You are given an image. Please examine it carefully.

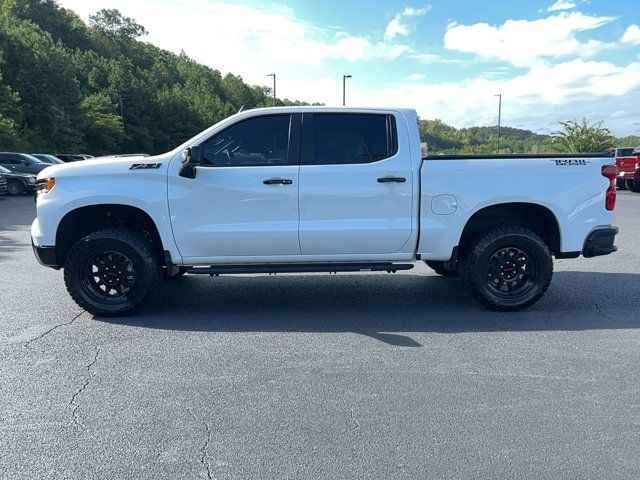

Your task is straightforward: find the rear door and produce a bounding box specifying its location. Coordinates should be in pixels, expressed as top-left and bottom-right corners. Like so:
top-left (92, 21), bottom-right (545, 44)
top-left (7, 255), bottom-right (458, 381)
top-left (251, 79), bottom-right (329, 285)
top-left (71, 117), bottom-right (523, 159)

top-left (298, 112), bottom-right (413, 255)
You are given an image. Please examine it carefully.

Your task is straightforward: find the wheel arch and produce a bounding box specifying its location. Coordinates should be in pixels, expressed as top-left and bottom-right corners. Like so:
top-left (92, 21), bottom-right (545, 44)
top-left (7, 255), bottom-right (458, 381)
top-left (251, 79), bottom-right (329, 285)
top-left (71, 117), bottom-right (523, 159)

top-left (458, 202), bottom-right (562, 256)
top-left (55, 204), bottom-right (165, 266)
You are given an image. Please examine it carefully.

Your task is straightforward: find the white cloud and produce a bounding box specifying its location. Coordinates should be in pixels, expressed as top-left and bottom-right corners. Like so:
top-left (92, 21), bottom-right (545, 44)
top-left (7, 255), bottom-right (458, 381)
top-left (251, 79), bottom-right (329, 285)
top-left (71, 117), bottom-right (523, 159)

top-left (444, 12), bottom-right (615, 67)
top-left (410, 53), bottom-right (443, 63)
top-left (56, 1), bottom-right (639, 135)
top-left (621, 25), bottom-right (640, 45)
top-left (407, 73), bottom-right (426, 81)
top-left (384, 5), bottom-right (431, 41)
top-left (546, 1), bottom-right (576, 12)
top-left (318, 59), bottom-right (640, 135)
top-left (59, 0), bottom-right (409, 85)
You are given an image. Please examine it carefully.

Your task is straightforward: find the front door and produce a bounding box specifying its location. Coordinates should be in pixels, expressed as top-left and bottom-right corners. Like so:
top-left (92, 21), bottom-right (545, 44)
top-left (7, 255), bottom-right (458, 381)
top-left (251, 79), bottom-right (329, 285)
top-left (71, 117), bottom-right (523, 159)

top-left (298, 113), bottom-right (414, 255)
top-left (168, 114), bottom-right (301, 260)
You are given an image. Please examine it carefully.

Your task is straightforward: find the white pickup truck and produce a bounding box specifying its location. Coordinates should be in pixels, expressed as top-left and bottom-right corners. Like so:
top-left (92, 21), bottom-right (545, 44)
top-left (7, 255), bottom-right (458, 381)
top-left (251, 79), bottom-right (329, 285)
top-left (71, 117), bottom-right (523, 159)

top-left (31, 107), bottom-right (619, 315)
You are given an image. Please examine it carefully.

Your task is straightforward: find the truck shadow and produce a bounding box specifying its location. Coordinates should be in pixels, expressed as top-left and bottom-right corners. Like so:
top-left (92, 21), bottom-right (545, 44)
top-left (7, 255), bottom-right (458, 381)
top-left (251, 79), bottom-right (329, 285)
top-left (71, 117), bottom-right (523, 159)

top-left (101, 271), bottom-right (640, 346)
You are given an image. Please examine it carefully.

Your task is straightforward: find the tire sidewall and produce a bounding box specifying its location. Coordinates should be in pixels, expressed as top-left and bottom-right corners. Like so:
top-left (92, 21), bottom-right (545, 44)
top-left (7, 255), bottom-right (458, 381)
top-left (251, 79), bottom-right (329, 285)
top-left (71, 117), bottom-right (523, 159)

top-left (465, 232), bottom-right (553, 309)
top-left (65, 235), bottom-right (157, 315)
top-left (7, 181), bottom-right (23, 195)
top-left (627, 179), bottom-right (640, 193)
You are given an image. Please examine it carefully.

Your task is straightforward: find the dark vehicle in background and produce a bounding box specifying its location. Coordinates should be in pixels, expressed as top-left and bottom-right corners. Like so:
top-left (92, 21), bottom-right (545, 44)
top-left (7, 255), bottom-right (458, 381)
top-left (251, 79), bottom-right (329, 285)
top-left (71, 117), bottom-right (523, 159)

top-left (0, 166), bottom-right (36, 195)
top-left (0, 152), bottom-right (49, 174)
top-left (90, 153), bottom-right (150, 160)
top-left (55, 154), bottom-right (94, 162)
top-left (0, 168), bottom-right (7, 196)
top-left (614, 147), bottom-right (640, 192)
top-left (31, 154), bottom-right (64, 165)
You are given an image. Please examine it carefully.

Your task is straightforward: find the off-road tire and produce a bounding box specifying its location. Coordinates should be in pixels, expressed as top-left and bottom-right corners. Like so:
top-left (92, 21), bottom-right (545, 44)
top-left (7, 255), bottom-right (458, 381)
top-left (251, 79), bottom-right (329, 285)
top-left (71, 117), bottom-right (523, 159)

top-left (426, 260), bottom-right (458, 276)
top-left (459, 226), bottom-right (553, 311)
top-left (63, 228), bottom-right (162, 316)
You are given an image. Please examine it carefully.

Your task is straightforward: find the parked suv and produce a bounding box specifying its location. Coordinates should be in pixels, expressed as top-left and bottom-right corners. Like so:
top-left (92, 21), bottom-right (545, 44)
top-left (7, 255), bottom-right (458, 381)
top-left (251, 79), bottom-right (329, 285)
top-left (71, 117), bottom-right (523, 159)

top-left (31, 154), bottom-right (65, 165)
top-left (0, 152), bottom-right (49, 174)
top-left (615, 147), bottom-right (640, 192)
top-left (0, 165), bottom-right (36, 195)
top-left (55, 154), bottom-right (93, 162)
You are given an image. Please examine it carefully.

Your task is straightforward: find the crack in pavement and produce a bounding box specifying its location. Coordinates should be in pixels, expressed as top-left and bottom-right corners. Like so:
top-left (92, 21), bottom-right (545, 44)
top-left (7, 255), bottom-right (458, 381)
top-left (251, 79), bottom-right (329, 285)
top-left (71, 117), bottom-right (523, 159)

top-left (188, 409), bottom-right (213, 480)
top-left (70, 346), bottom-right (100, 428)
top-left (23, 311), bottom-right (85, 348)
top-left (350, 403), bottom-right (360, 431)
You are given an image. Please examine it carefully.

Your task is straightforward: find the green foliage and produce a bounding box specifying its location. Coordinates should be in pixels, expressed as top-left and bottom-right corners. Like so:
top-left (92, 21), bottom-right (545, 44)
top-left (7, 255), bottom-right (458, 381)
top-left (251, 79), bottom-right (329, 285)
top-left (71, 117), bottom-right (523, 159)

top-left (0, 1), bottom-right (313, 155)
top-left (552, 118), bottom-right (616, 153)
top-left (420, 117), bottom-right (633, 155)
top-left (0, 1), bottom-right (635, 156)
top-left (418, 118), bottom-right (554, 155)
top-left (617, 135), bottom-right (640, 148)
top-left (89, 9), bottom-right (147, 38)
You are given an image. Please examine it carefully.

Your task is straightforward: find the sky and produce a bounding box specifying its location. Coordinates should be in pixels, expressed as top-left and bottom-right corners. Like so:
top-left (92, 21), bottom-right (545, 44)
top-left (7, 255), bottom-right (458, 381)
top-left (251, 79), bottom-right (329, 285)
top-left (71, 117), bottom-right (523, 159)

top-left (58, 0), bottom-right (640, 136)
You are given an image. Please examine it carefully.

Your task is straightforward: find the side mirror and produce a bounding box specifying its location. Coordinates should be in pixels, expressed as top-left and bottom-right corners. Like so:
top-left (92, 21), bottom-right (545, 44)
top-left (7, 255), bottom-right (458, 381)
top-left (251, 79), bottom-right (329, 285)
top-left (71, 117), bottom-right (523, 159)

top-left (179, 146), bottom-right (202, 179)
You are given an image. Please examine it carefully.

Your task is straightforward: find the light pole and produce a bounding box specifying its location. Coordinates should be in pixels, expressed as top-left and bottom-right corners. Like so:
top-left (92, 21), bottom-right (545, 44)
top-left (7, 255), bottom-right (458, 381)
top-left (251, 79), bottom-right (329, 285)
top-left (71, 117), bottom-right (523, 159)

top-left (343, 74), bottom-right (352, 106)
top-left (495, 93), bottom-right (502, 153)
top-left (266, 73), bottom-right (276, 106)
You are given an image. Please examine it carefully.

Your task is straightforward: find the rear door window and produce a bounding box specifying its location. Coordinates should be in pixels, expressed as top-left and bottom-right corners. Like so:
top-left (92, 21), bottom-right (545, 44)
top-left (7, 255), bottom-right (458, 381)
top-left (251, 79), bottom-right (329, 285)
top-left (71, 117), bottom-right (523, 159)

top-left (305, 114), bottom-right (397, 165)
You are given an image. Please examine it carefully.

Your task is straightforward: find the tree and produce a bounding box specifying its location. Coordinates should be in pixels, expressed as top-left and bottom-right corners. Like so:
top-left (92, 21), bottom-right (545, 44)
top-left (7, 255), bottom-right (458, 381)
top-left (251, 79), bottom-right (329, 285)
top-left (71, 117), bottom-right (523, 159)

top-left (89, 9), bottom-right (147, 38)
top-left (552, 118), bottom-right (615, 153)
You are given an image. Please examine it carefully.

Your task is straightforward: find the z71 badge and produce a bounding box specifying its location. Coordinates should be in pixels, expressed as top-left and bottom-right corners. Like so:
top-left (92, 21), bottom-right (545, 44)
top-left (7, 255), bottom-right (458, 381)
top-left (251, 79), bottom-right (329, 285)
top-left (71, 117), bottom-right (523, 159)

top-left (553, 159), bottom-right (588, 166)
top-left (129, 163), bottom-right (162, 170)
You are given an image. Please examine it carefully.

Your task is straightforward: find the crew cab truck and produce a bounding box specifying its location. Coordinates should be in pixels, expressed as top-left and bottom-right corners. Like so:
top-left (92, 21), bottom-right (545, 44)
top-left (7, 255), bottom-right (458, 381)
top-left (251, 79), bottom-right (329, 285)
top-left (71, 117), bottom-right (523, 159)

top-left (31, 107), bottom-right (619, 315)
top-left (614, 147), bottom-right (640, 192)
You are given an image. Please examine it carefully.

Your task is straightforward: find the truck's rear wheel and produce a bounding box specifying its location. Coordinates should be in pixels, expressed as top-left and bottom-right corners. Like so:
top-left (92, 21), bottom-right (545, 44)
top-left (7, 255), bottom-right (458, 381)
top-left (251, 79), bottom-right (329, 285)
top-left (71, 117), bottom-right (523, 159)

top-left (617, 179), bottom-right (627, 190)
top-left (426, 260), bottom-right (458, 276)
top-left (459, 226), bottom-right (553, 311)
top-left (63, 228), bottom-right (162, 316)
top-left (626, 179), bottom-right (640, 193)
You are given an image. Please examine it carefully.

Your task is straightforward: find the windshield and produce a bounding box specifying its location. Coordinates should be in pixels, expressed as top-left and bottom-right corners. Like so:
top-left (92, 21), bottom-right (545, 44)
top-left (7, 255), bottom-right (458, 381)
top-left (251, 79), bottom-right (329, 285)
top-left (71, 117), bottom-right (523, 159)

top-left (23, 154), bottom-right (45, 164)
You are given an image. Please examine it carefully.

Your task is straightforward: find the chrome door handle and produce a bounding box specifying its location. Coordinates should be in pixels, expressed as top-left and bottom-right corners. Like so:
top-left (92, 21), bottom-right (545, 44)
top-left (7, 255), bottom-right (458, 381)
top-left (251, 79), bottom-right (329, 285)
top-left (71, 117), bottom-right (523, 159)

top-left (263, 178), bottom-right (293, 185)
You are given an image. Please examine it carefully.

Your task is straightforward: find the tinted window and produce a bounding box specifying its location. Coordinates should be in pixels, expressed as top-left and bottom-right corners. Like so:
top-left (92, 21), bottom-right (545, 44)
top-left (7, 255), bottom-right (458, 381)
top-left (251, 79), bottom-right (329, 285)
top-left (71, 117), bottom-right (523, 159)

top-left (309, 114), bottom-right (396, 165)
top-left (202, 115), bottom-right (292, 167)
top-left (616, 148), bottom-right (635, 157)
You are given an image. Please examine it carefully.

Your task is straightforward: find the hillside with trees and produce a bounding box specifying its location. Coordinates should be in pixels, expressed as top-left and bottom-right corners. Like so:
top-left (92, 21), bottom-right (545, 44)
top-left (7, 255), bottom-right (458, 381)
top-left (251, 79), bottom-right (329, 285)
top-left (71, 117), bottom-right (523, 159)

top-left (0, 0), bottom-right (637, 156)
top-left (0, 0), bottom-right (318, 155)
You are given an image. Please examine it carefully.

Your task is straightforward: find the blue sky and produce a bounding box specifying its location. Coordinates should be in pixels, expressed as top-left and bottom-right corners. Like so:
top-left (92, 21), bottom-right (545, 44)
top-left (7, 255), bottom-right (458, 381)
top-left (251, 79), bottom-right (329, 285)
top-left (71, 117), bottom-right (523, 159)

top-left (60, 0), bottom-right (640, 135)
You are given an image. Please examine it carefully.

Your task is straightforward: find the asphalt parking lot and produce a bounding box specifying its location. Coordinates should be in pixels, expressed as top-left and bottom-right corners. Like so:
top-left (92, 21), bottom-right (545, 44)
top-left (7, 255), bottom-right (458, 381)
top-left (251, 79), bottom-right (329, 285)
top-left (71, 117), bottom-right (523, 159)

top-left (1, 193), bottom-right (639, 479)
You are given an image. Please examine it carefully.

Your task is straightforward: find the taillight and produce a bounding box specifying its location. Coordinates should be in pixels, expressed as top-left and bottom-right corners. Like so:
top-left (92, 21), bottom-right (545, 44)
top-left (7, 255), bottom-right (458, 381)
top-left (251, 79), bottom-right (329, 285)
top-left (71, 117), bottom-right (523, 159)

top-left (601, 164), bottom-right (617, 211)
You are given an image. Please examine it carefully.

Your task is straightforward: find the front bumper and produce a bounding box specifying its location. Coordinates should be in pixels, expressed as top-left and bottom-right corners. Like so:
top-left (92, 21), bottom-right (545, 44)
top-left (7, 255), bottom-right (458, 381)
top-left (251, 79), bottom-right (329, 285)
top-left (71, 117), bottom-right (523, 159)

top-left (583, 226), bottom-right (618, 258)
top-left (32, 241), bottom-right (60, 269)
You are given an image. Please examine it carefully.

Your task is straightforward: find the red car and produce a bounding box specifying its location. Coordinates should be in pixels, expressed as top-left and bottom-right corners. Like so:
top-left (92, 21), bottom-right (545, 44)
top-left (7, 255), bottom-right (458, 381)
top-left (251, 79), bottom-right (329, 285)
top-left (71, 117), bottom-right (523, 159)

top-left (615, 147), bottom-right (640, 192)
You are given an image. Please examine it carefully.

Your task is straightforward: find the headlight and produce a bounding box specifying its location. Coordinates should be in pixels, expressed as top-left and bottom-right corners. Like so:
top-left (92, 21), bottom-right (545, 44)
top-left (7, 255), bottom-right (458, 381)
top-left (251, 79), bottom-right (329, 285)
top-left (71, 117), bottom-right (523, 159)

top-left (36, 177), bottom-right (55, 194)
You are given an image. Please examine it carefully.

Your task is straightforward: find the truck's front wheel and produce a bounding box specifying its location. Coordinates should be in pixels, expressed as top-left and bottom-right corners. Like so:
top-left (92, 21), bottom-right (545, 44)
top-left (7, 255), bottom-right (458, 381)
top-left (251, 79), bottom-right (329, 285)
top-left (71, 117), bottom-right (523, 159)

top-left (459, 226), bottom-right (553, 311)
top-left (63, 228), bottom-right (162, 316)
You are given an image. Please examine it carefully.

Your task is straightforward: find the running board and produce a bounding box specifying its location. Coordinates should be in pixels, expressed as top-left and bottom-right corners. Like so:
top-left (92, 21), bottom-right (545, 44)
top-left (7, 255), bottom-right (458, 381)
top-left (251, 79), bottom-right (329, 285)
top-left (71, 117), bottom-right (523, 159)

top-left (185, 262), bottom-right (414, 276)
